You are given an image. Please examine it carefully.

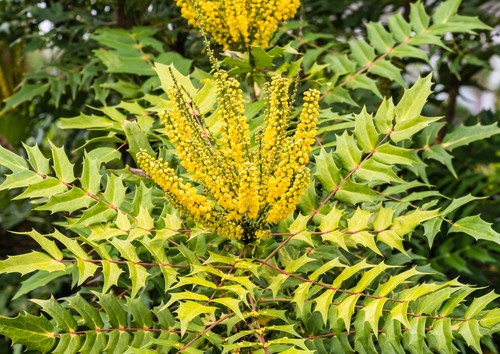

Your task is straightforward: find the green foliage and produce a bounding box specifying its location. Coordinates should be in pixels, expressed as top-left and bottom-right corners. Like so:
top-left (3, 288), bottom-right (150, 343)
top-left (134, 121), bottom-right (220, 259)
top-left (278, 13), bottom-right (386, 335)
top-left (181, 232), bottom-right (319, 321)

top-left (0, 0), bottom-right (499, 353)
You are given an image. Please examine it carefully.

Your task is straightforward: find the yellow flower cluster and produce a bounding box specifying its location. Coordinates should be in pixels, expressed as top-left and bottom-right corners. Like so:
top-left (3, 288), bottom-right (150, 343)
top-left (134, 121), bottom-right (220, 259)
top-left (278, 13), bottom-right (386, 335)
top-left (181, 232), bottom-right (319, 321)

top-left (137, 69), bottom-right (320, 243)
top-left (175, 0), bottom-right (301, 50)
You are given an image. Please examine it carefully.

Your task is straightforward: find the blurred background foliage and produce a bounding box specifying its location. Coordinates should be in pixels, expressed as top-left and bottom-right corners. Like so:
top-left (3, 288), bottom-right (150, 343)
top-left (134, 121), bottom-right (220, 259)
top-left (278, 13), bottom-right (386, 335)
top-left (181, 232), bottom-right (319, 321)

top-left (0, 0), bottom-right (498, 352)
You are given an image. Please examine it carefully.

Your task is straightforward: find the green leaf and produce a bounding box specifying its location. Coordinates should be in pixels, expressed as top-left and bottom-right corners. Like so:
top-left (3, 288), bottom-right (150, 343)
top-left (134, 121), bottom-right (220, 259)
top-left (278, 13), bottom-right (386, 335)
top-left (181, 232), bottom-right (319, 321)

top-left (0, 169), bottom-right (42, 192)
top-left (441, 194), bottom-right (486, 216)
top-left (346, 74), bottom-right (382, 98)
top-left (22, 229), bottom-right (63, 260)
top-left (12, 176), bottom-right (68, 200)
top-left (410, 2), bottom-right (430, 33)
top-left (313, 289), bottom-right (336, 324)
top-left (423, 144), bottom-right (457, 177)
top-left (32, 296), bottom-right (77, 332)
top-left (0, 83), bottom-right (50, 113)
top-left (349, 40), bottom-right (375, 67)
top-left (59, 113), bottom-right (121, 130)
top-left (49, 142), bottom-right (76, 183)
top-left (0, 145), bottom-right (28, 171)
top-left (314, 147), bottom-right (340, 192)
top-left (387, 13), bottom-right (411, 42)
top-left (65, 294), bottom-right (104, 329)
top-left (432, 0), bottom-right (460, 24)
top-left (391, 209), bottom-right (439, 237)
top-left (336, 180), bottom-right (378, 204)
top-left (353, 107), bottom-right (379, 153)
top-left (69, 201), bottom-right (116, 228)
top-left (449, 215), bottom-right (500, 245)
top-left (92, 291), bottom-right (127, 328)
top-left (102, 174), bottom-right (127, 208)
top-left (465, 291), bottom-right (499, 319)
top-left (176, 301), bottom-right (217, 336)
top-left (374, 97), bottom-right (395, 134)
top-left (95, 48), bottom-right (154, 75)
top-left (154, 62), bottom-right (197, 97)
top-left (36, 188), bottom-right (93, 214)
top-left (355, 159), bottom-right (403, 184)
top-left (458, 320), bottom-right (482, 353)
top-left (338, 294), bottom-right (361, 330)
top-left (212, 298), bottom-right (244, 321)
top-left (0, 314), bottom-right (55, 353)
top-left (369, 59), bottom-right (405, 87)
top-left (480, 308), bottom-right (500, 328)
top-left (394, 74), bottom-right (433, 123)
top-left (441, 122), bottom-right (500, 151)
top-left (391, 44), bottom-right (429, 63)
top-left (335, 131), bottom-right (362, 170)
top-left (123, 120), bottom-right (154, 159)
top-left (366, 22), bottom-right (395, 54)
top-left (13, 270), bottom-right (67, 300)
top-left (80, 155), bottom-right (101, 195)
top-left (23, 143), bottom-right (50, 175)
top-left (292, 282), bottom-right (312, 315)
top-left (428, 319), bottom-right (454, 354)
top-left (375, 144), bottom-right (420, 166)
top-left (362, 298), bottom-right (388, 336)
top-left (0, 251), bottom-right (65, 275)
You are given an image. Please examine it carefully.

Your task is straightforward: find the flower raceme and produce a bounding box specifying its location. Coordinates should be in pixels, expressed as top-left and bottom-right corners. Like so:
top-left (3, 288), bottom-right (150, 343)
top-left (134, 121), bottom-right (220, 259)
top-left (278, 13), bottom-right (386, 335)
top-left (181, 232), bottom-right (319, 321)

top-left (137, 70), bottom-right (320, 242)
top-left (175, 0), bottom-right (301, 50)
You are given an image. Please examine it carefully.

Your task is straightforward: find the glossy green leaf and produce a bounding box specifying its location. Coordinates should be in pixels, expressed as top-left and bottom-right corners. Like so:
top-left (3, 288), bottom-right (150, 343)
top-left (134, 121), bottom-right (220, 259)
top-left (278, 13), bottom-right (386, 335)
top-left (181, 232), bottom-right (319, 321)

top-left (314, 147), bottom-right (340, 192)
top-left (176, 301), bottom-right (217, 336)
top-left (0, 251), bottom-right (65, 275)
top-left (0, 314), bottom-right (55, 353)
top-left (0, 145), bottom-right (28, 171)
top-left (441, 122), bottom-right (500, 151)
top-left (335, 131), bottom-right (362, 171)
top-left (49, 142), bottom-right (76, 183)
top-left (32, 296), bottom-right (77, 332)
top-left (449, 215), bottom-right (500, 245)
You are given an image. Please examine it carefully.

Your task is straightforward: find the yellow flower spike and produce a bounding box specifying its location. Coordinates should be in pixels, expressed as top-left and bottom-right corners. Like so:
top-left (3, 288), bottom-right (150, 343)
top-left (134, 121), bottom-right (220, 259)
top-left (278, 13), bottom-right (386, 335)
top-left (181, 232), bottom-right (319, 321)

top-left (261, 76), bottom-right (290, 174)
top-left (214, 70), bottom-right (250, 170)
top-left (266, 166), bottom-right (311, 224)
top-left (175, 0), bottom-right (301, 50)
top-left (294, 89), bottom-right (321, 161)
top-left (160, 88), bottom-right (239, 212)
top-left (136, 150), bottom-right (212, 221)
top-left (238, 162), bottom-right (260, 219)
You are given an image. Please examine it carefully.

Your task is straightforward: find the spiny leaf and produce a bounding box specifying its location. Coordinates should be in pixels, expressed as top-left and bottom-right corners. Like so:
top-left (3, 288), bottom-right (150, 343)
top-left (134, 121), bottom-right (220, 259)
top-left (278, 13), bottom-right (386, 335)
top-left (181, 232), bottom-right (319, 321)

top-left (176, 301), bottom-right (217, 336)
top-left (336, 180), bottom-right (379, 204)
top-left (314, 147), bottom-right (340, 192)
top-left (0, 145), bottom-right (28, 171)
top-left (0, 313), bottom-right (55, 353)
top-left (49, 141), bottom-right (76, 183)
top-left (21, 229), bottom-right (63, 260)
top-left (32, 296), bottom-right (77, 332)
top-left (449, 215), bottom-right (500, 245)
top-left (80, 155), bottom-right (101, 195)
top-left (353, 107), bottom-right (378, 153)
top-left (335, 131), bottom-right (362, 171)
top-left (441, 122), bottom-right (500, 151)
top-left (465, 291), bottom-right (499, 319)
top-left (35, 188), bottom-right (93, 214)
top-left (23, 143), bottom-right (50, 175)
top-left (0, 251), bottom-right (65, 276)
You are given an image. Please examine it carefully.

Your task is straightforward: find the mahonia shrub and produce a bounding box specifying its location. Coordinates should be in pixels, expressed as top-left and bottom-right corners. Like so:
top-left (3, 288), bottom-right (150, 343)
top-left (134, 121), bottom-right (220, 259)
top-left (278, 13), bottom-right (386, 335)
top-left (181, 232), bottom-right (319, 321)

top-left (0, 0), bottom-right (499, 353)
top-left (176, 0), bottom-right (300, 49)
top-left (137, 69), bottom-right (319, 242)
